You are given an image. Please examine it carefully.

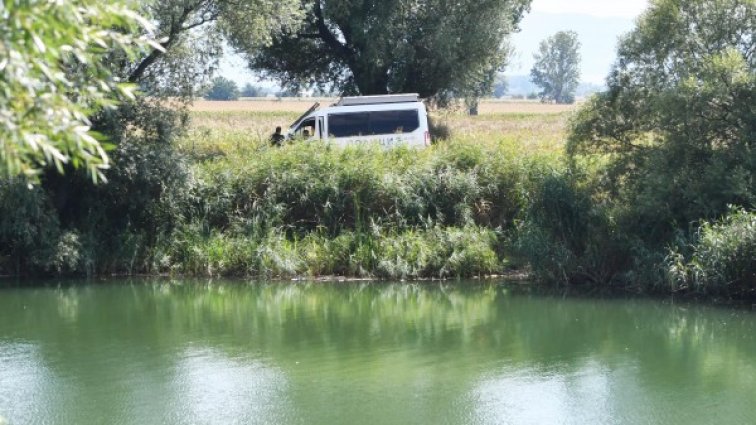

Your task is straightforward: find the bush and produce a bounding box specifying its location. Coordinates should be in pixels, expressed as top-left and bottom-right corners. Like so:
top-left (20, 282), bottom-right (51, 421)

top-left (567, 0), bottom-right (755, 247)
top-left (514, 169), bottom-right (635, 287)
top-left (667, 208), bottom-right (756, 297)
top-left (0, 180), bottom-right (62, 274)
top-left (32, 100), bottom-right (191, 276)
top-left (190, 139), bottom-right (538, 238)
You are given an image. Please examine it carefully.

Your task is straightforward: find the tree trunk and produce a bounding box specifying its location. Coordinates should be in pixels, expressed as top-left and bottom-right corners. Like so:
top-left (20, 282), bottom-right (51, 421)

top-left (354, 68), bottom-right (390, 95)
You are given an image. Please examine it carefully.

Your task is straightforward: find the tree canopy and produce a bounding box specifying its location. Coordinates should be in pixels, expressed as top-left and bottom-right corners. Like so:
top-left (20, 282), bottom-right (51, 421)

top-left (231, 0), bottom-right (532, 98)
top-left (0, 0), bottom-right (155, 182)
top-left (0, 0), bottom-right (303, 183)
top-left (568, 0), bottom-right (755, 240)
top-left (124, 0), bottom-right (302, 99)
top-left (530, 30), bottom-right (581, 104)
top-left (205, 77), bottom-right (240, 100)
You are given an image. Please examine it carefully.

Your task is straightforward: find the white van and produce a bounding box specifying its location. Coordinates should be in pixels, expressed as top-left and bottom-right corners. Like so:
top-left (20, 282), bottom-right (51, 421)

top-left (286, 94), bottom-right (430, 148)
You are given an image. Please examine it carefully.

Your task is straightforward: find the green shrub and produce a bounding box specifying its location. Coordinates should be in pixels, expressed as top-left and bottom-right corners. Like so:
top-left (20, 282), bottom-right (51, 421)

top-left (205, 77), bottom-right (240, 101)
top-left (514, 169), bottom-right (635, 286)
top-left (667, 208), bottom-right (756, 296)
top-left (27, 101), bottom-right (192, 276)
top-left (0, 180), bottom-right (62, 274)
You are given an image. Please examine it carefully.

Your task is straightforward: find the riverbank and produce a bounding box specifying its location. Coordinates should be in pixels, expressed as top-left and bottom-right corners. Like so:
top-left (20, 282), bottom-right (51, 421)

top-left (1, 103), bottom-right (753, 299)
top-left (0, 107), bottom-right (563, 280)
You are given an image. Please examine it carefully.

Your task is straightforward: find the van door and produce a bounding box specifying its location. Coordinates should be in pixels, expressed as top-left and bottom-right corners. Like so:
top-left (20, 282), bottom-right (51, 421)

top-left (317, 116), bottom-right (325, 140)
top-left (293, 118), bottom-right (316, 140)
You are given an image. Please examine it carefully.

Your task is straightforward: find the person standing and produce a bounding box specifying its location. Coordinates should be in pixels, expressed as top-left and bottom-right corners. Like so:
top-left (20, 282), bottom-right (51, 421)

top-left (269, 126), bottom-right (285, 147)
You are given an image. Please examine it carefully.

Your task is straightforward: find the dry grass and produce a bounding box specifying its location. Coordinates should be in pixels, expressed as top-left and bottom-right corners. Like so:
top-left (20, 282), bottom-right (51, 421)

top-left (182, 98), bottom-right (573, 157)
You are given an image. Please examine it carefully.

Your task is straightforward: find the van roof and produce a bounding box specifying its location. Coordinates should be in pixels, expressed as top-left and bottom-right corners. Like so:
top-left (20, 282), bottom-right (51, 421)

top-left (335, 94), bottom-right (420, 107)
top-left (288, 94), bottom-right (423, 130)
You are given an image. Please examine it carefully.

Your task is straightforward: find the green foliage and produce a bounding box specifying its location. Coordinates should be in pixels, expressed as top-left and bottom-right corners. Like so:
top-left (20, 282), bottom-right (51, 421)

top-left (0, 180), bottom-right (61, 274)
top-left (157, 135), bottom-right (557, 279)
top-left (530, 31), bottom-right (581, 104)
top-left (0, 0), bottom-right (155, 182)
top-left (125, 0), bottom-right (302, 99)
top-left (514, 0), bottom-right (756, 295)
top-left (514, 169), bottom-right (635, 286)
top-left (31, 99), bottom-right (191, 276)
top-left (233, 0), bottom-right (531, 97)
top-left (667, 208), bottom-right (756, 296)
top-left (568, 0), bottom-right (755, 245)
top-left (205, 77), bottom-right (240, 101)
top-left (163, 225), bottom-right (501, 279)
top-left (189, 139), bottom-right (539, 238)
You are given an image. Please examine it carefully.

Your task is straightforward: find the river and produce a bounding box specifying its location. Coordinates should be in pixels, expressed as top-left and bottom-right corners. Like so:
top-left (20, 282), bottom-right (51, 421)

top-left (1, 280), bottom-right (755, 424)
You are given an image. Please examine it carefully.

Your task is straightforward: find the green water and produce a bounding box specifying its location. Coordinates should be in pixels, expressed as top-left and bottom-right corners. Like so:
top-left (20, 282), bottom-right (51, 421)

top-left (1, 281), bottom-right (755, 425)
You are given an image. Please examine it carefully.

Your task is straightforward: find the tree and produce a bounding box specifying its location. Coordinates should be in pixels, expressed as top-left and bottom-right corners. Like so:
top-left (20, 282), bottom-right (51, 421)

top-left (241, 83), bottom-right (266, 97)
top-left (530, 31), bottom-right (581, 104)
top-left (124, 0), bottom-right (303, 100)
top-left (230, 0), bottom-right (532, 98)
top-left (205, 77), bottom-right (240, 100)
top-left (568, 0), bottom-right (755, 243)
top-left (493, 74), bottom-right (509, 98)
top-left (0, 0), bottom-right (155, 182)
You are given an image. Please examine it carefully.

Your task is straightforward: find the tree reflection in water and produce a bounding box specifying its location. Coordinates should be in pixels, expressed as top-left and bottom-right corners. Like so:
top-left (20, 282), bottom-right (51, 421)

top-left (0, 280), bottom-right (755, 424)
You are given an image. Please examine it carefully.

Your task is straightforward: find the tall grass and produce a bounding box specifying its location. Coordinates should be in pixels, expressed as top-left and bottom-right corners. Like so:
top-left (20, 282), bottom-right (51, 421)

top-left (161, 225), bottom-right (501, 279)
top-left (160, 128), bottom-right (562, 278)
top-left (666, 209), bottom-right (756, 296)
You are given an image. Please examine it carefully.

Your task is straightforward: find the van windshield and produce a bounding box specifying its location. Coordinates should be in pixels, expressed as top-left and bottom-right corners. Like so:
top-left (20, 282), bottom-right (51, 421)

top-left (328, 110), bottom-right (419, 138)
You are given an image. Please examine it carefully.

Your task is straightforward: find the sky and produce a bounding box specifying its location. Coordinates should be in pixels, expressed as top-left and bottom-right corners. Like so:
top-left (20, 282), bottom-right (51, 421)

top-left (508, 0), bottom-right (650, 83)
top-left (218, 0), bottom-right (651, 88)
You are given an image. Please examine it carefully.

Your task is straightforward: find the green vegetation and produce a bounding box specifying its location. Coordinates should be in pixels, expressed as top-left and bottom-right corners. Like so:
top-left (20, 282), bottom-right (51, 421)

top-left (239, 0), bottom-right (531, 99)
top-left (530, 31), bottom-right (581, 104)
top-left (126, 0), bottom-right (302, 99)
top-left (0, 113), bottom-right (563, 279)
top-left (0, 0), bottom-right (153, 181)
top-left (0, 0), bottom-right (753, 300)
top-left (517, 0), bottom-right (755, 296)
top-left (667, 208), bottom-right (756, 296)
top-left (205, 77), bottom-right (240, 101)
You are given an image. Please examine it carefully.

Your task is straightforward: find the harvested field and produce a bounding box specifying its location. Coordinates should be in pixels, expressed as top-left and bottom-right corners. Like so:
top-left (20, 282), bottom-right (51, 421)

top-left (183, 96), bottom-right (576, 158)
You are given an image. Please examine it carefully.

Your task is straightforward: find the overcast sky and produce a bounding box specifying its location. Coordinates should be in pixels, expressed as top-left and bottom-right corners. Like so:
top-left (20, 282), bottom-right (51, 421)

top-left (218, 0), bottom-right (651, 87)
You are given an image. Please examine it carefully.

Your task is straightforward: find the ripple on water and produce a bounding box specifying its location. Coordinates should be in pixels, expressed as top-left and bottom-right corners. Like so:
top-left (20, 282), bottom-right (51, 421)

top-left (0, 341), bottom-right (61, 425)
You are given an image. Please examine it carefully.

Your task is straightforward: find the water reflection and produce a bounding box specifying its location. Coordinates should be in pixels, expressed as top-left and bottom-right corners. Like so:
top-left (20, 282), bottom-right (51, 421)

top-left (0, 281), bottom-right (755, 424)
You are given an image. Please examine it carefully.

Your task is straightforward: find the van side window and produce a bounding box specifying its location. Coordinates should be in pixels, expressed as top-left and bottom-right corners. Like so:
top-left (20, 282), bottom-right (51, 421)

top-left (328, 112), bottom-right (370, 138)
top-left (328, 110), bottom-right (419, 137)
top-left (369, 110), bottom-right (420, 135)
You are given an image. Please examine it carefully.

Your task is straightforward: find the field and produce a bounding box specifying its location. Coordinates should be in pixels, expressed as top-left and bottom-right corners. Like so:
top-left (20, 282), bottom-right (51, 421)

top-left (184, 98), bottom-right (574, 156)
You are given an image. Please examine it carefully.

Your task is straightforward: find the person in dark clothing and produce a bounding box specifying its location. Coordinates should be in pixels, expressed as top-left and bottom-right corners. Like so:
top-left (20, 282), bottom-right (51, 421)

top-left (270, 126), bottom-right (285, 146)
